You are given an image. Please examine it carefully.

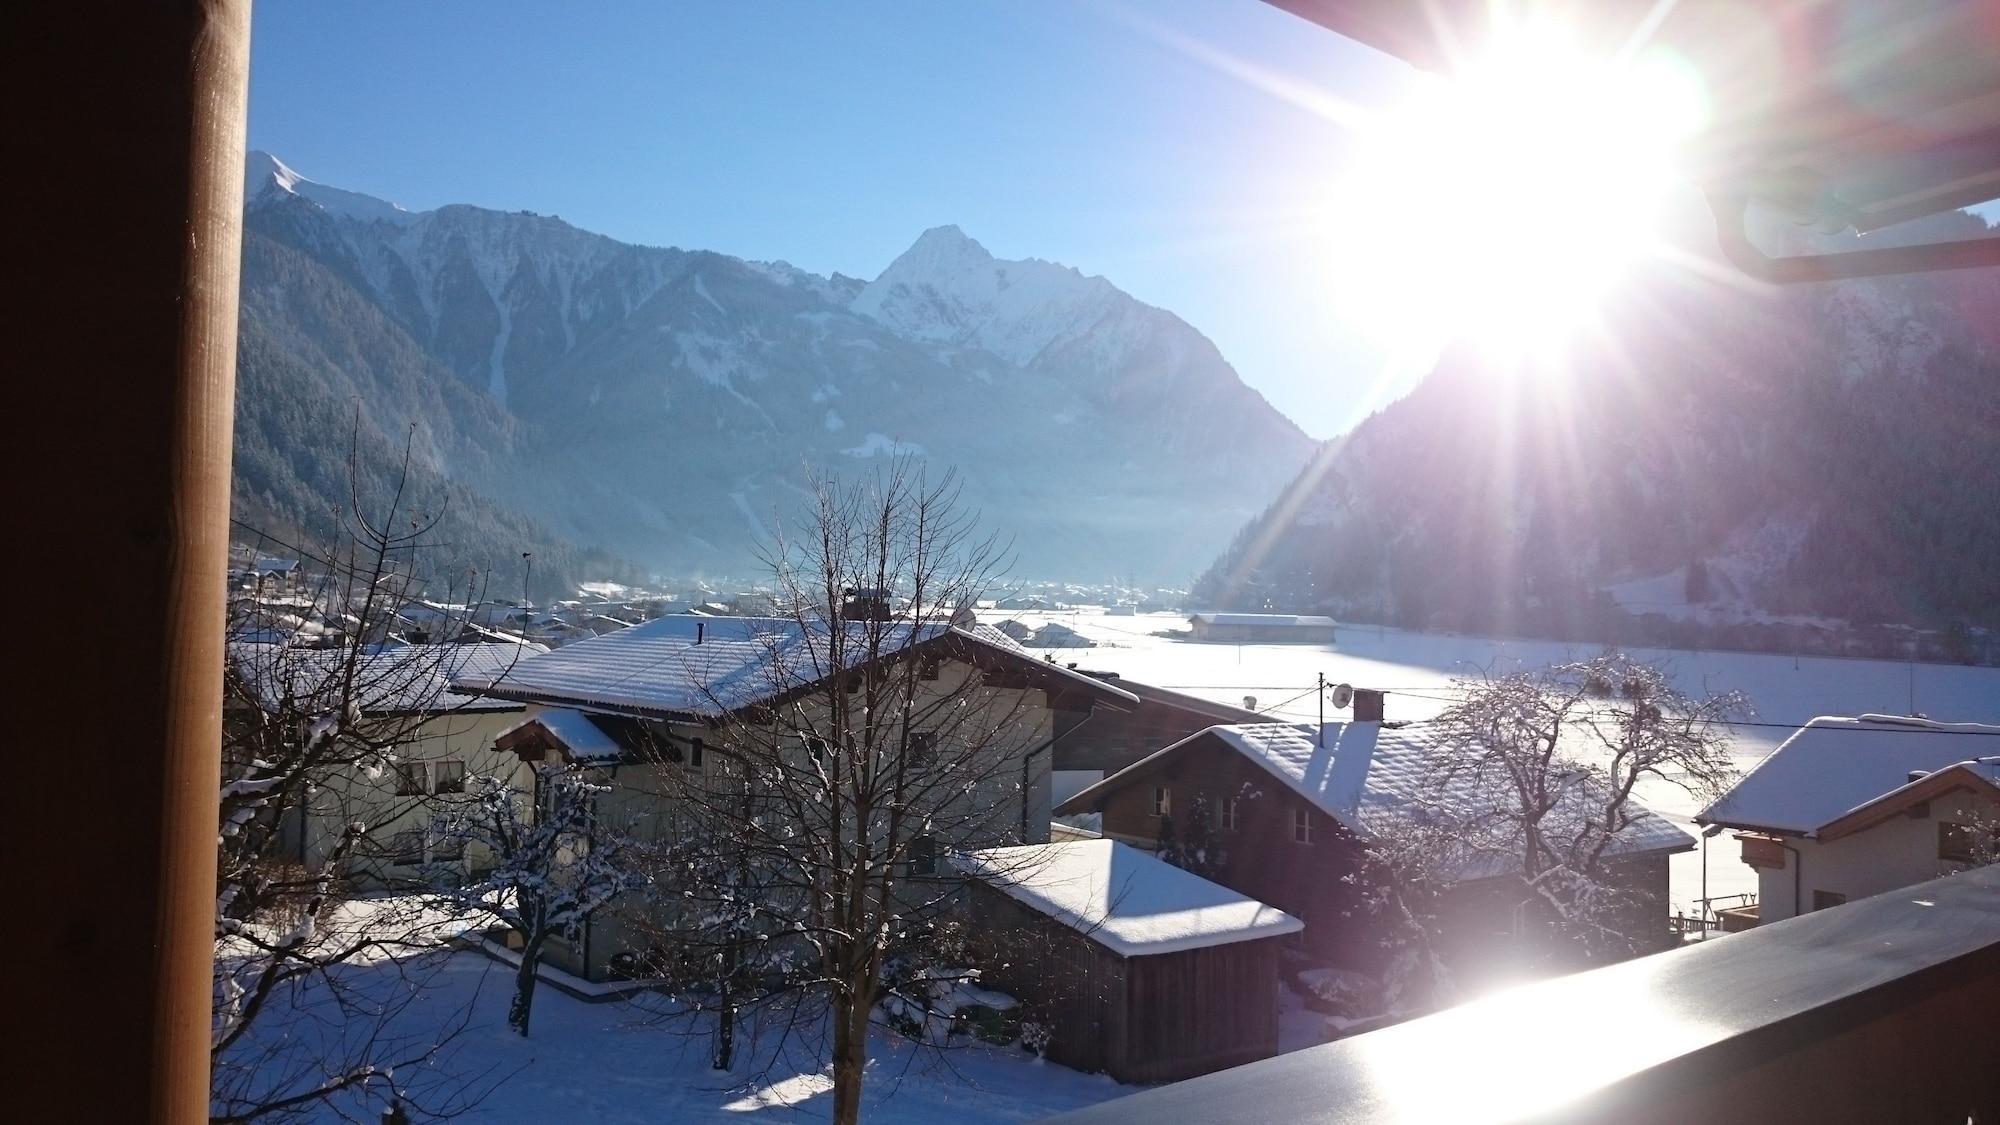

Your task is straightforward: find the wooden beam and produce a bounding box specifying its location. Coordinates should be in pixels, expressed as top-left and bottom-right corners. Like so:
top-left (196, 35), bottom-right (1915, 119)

top-left (15, 0), bottom-right (251, 1118)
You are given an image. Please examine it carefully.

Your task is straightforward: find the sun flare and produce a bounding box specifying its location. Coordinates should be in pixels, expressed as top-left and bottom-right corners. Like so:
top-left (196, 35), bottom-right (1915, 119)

top-left (1328, 20), bottom-right (1709, 366)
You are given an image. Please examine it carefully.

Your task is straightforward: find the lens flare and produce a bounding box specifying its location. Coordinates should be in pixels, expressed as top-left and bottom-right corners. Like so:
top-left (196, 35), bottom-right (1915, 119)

top-left (1327, 21), bottom-right (1709, 366)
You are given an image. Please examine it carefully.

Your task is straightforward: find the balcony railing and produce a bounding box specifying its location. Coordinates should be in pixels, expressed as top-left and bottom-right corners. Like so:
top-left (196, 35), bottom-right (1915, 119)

top-left (1046, 864), bottom-right (2000, 1124)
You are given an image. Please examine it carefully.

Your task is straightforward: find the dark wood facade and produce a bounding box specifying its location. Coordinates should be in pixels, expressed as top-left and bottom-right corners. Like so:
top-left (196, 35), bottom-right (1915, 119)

top-left (1084, 736), bottom-right (1378, 966)
top-left (1049, 677), bottom-right (1262, 776)
top-left (1070, 733), bottom-right (1678, 974)
top-left (966, 880), bottom-right (1285, 1084)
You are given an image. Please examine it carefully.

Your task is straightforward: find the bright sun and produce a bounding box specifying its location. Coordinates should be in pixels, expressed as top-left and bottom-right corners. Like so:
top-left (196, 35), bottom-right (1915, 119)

top-left (1327, 20), bottom-right (1709, 366)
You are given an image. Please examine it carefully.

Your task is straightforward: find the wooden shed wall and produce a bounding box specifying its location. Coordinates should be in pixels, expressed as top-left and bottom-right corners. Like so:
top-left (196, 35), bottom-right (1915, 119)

top-left (1120, 938), bottom-right (1282, 1084)
top-left (967, 881), bottom-right (1126, 1076)
top-left (966, 881), bottom-right (1284, 1084)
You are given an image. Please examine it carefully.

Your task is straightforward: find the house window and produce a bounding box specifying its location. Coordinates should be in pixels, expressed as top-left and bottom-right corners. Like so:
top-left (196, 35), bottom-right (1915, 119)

top-left (1292, 806), bottom-right (1314, 845)
top-left (394, 762), bottom-right (426, 796)
top-left (1812, 889), bottom-right (1847, 911)
top-left (1152, 786), bottom-right (1171, 818)
top-left (1939, 822), bottom-right (1977, 863)
top-left (389, 830), bottom-right (426, 867)
top-left (432, 759), bottom-right (466, 795)
top-left (429, 833), bottom-right (466, 863)
top-left (919, 657), bottom-right (940, 682)
top-left (805, 736), bottom-right (831, 766)
top-left (907, 834), bottom-right (937, 876)
top-left (909, 730), bottom-right (937, 768)
top-left (689, 738), bottom-right (705, 769)
top-left (1219, 797), bottom-right (1240, 831)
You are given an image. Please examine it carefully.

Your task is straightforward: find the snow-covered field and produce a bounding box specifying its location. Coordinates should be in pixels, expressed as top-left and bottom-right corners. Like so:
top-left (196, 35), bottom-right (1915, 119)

top-left (1005, 611), bottom-right (2000, 911)
top-left (281, 949), bottom-right (1122, 1123)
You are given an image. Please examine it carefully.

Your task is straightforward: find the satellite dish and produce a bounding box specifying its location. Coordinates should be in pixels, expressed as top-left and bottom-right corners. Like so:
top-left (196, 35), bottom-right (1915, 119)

top-left (1330, 682), bottom-right (1355, 709)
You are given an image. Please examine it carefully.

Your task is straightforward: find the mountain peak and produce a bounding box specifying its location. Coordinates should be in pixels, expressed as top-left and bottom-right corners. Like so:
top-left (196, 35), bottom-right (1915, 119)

top-left (886, 224), bottom-right (994, 277)
top-left (244, 150), bottom-right (422, 226)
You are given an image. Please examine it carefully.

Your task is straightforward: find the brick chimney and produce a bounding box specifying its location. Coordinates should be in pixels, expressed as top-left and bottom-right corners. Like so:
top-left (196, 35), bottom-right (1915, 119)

top-left (1353, 688), bottom-right (1385, 723)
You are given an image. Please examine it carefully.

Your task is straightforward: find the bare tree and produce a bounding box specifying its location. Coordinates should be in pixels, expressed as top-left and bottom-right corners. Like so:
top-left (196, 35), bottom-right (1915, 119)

top-left (1365, 653), bottom-right (1746, 990)
top-left (213, 433), bottom-right (519, 1121)
top-left (429, 765), bottom-right (645, 1037)
top-left (642, 462), bottom-right (1059, 1125)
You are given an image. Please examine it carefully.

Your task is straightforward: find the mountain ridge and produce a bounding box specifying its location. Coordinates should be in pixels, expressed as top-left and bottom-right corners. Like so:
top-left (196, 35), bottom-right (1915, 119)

top-left (1194, 207), bottom-right (2000, 633)
top-left (237, 152), bottom-right (1314, 583)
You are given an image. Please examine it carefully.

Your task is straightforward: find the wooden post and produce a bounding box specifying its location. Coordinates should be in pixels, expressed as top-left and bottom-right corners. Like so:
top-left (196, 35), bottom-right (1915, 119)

top-left (14, 0), bottom-right (251, 1119)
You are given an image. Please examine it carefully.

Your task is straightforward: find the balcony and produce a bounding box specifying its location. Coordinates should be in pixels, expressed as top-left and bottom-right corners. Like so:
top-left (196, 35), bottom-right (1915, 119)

top-left (1047, 864), bottom-right (1999, 1124)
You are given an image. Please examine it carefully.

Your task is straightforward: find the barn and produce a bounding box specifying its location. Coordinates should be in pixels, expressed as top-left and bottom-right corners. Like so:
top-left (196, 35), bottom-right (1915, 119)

top-left (1187, 612), bottom-right (1337, 644)
top-left (956, 839), bottom-right (1302, 1084)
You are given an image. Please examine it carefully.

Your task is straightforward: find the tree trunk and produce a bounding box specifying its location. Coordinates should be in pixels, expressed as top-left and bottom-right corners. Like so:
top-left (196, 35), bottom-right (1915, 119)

top-left (510, 931), bottom-right (546, 1038)
top-left (829, 985), bottom-right (871, 1125)
top-left (713, 941), bottom-right (738, 1070)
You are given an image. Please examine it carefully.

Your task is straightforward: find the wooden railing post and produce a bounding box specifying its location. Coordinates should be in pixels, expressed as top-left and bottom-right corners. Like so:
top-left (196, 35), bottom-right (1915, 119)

top-left (14, 0), bottom-right (252, 1119)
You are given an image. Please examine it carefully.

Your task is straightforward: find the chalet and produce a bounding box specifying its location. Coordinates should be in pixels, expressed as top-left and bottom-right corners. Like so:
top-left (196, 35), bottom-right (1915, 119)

top-left (227, 644), bottom-right (530, 886)
top-left (993, 618), bottom-right (1035, 642)
top-left (249, 557), bottom-right (301, 593)
top-left (1025, 622), bottom-right (1094, 649)
top-left (1049, 674), bottom-right (1264, 806)
top-left (1187, 612), bottom-right (1336, 644)
top-left (957, 839), bottom-right (1301, 1083)
top-left (1696, 714), bottom-right (2000, 924)
top-left (1056, 694), bottom-right (1692, 976)
top-left (452, 613), bottom-right (1140, 981)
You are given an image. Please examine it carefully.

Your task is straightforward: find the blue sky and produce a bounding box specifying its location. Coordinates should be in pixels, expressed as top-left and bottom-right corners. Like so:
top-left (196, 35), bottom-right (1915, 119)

top-left (250, 0), bottom-right (1414, 438)
top-left (249, 2), bottom-right (2000, 439)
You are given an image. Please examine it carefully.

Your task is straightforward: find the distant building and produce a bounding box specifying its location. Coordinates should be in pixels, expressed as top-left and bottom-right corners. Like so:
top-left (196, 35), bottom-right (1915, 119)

top-left (1697, 715), bottom-right (2000, 924)
top-left (993, 619), bottom-right (1035, 642)
top-left (1187, 613), bottom-right (1336, 644)
top-left (1025, 623), bottom-right (1094, 649)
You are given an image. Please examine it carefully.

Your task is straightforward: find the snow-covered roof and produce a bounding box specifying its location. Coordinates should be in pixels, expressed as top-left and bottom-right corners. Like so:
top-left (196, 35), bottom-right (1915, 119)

top-left (1188, 613), bottom-right (1336, 628)
top-left (1698, 715), bottom-right (2000, 835)
top-left (229, 643), bottom-right (529, 715)
top-left (1817, 756), bottom-right (2000, 838)
top-left (451, 614), bottom-right (1137, 720)
top-left (494, 708), bottom-right (624, 762)
top-left (956, 839), bottom-right (1302, 957)
top-left (1105, 677), bottom-right (1265, 724)
top-left (1059, 722), bottom-right (1694, 880)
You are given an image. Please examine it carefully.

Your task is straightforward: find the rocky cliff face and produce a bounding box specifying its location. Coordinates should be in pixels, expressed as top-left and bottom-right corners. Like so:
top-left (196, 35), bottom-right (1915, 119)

top-left (238, 153), bottom-right (1312, 582)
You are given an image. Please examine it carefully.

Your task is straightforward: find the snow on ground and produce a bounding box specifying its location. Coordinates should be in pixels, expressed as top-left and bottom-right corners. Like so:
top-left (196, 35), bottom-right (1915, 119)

top-left (1011, 611), bottom-right (2000, 913)
top-left (285, 949), bottom-right (1122, 1123)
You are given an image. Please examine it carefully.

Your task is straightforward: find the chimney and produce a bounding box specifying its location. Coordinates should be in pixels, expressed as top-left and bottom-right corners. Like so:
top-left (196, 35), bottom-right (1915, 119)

top-left (1353, 688), bottom-right (1385, 723)
top-left (1243, 695), bottom-right (1258, 711)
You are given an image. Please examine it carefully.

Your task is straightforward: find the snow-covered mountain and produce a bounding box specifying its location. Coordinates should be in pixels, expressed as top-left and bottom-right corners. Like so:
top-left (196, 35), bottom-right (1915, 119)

top-left (1194, 204), bottom-right (2000, 632)
top-left (236, 153), bottom-right (1313, 581)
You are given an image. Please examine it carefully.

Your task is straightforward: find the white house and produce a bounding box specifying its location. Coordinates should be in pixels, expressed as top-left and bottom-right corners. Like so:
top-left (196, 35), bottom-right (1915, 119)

top-left (451, 612), bottom-right (1141, 980)
top-left (1696, 715), bottom-right (2000, 923)
top-left (228, 643), bottom-right (532, 886)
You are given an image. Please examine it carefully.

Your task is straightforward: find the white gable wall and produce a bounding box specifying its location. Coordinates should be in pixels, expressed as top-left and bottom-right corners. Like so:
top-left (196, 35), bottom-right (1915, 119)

top-left (1754, 789), bottom-right (1996, 921)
